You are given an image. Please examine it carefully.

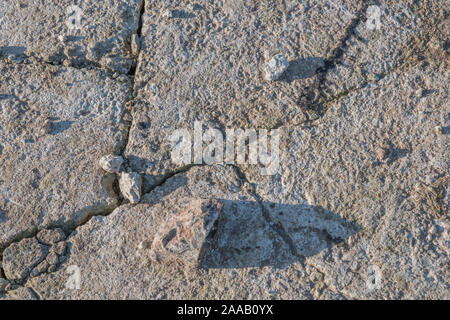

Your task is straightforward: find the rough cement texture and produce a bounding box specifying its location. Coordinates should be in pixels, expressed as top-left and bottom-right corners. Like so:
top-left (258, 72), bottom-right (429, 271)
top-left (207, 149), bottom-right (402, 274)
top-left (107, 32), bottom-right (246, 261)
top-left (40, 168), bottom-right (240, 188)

top-left (0, 0), bottom-right (448, 300)
top-left (0, 60), bottom-right (130, 249)
top-left (126, 0), bottom-right (365, 190)
top-left (240, 60), bottom-right (449, 299)
top-left (149, 198), bottom-right (225, 267)
top-left (2, 238), bottom-right (49, 281)
top-left (0, 0), bottom-right (143, 73)
top-left (24, 166), bottom-right (307, 299)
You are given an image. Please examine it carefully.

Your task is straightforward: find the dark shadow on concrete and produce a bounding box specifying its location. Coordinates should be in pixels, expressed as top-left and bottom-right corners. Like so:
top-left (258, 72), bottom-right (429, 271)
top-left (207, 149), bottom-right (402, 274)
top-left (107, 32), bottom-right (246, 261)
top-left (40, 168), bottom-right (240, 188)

top-left (281, 57), bottom-right (325, 83)
top-left (386, 147), bottom-right (410, 165)
top-left (0, 46), bottom-right (26, 57)
top-left (171, 10), bottom-right (196, 19)
top-left (47, 120), bottom-right (74, 135)
top-left (199, 199), bottom-right (360, 269)
top-left (0, 208), bottom-right (7, 224)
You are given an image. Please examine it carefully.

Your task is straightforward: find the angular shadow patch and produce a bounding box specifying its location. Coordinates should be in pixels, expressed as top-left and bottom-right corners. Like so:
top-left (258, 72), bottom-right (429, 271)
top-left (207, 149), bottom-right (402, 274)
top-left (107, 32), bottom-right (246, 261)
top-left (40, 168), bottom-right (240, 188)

top-left (0, 46), bottom-right (27, 57)
top-left (282, 57), bottom-right (325, 82)
top-left (45, 120), bottom-right (74, 135)
top-left (199, 200), bottom-right (360, 269)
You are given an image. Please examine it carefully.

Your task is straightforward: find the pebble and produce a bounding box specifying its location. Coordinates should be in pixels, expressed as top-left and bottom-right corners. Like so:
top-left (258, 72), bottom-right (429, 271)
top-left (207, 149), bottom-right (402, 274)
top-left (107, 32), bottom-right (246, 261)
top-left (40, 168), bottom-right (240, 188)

top-left (119, 172), bottom-right (142, 204)
top-left (162, 10), bottom-right (173, 18)
top-left (138, 240), bottom-right (151, 250)
top-left (99, 154), bottom-right (124, 173)
top-left (37, 228), bottom-right (65, 245)
top-left (131, 34), bottom-right (140, 55)
top-left (264, 54), bottom-right (289, 81)
top-left (434, 126), bottom-right (442, 135)
top-left (375, 146), bottom-right (389, 161)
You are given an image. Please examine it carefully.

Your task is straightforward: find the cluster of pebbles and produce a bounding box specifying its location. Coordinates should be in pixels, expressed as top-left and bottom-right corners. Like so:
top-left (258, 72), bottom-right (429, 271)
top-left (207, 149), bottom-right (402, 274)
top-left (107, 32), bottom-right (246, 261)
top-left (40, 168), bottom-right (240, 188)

top-left (98, 155), bottom-right (142, 204)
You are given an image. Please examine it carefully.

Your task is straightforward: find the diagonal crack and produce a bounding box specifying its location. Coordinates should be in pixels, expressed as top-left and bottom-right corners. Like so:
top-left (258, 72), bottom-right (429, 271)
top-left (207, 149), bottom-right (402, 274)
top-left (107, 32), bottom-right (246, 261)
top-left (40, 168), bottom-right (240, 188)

top-left (0, 0), bottom-right (149, 295)
top-left (231, 165), bottom-right (305, 264)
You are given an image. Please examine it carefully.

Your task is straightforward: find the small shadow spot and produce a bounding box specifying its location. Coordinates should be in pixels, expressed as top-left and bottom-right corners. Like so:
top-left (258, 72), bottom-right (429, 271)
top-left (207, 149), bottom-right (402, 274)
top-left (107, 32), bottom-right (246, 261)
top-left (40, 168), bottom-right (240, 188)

top-left (47, 120), bottom-right (74, 135)
top-left (162, 228), bottom-right (177, 247)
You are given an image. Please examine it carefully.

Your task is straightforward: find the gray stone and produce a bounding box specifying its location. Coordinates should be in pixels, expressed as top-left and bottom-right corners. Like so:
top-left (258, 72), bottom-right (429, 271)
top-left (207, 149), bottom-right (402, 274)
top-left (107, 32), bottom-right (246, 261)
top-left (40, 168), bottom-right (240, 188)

top-left (137, 240), bottom-right (151, 250)
top-left (240, 58), bottom-right (449, 299)
top-left (264, 54), bottom-right (289, 81)
top-left (119, 172), bottom-right (142, 204)
top-left (52, 242), bottom-right (67, 256)
top-left (26, 166), bottom-right (306, 299)
top-left (2, 238), bottom-right (49, 280)
top-left (46, 252), bottom-right (59, 266)
top-left (36, 228), bottom-right (65, 245)
top-left (1, 0), bottom-right (449, 301)
top-left (126, 0), bottom-right (364, 190)
top-left (31, 261), bottom-right (49, 278)
top-left (99, 154), bottom-right (124, 173)
top-left (150, 198), bottom-right (224, 266)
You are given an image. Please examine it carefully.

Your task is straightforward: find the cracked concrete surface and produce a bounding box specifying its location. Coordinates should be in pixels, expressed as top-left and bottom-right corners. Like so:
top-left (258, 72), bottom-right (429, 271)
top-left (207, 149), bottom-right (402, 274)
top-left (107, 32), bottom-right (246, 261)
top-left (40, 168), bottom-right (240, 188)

top-left (0, 61), bottom-right (130, 250)
top-left (0, 0), bottom-right (143, 73)
top-left (0, 0), bottom-right (449, 300)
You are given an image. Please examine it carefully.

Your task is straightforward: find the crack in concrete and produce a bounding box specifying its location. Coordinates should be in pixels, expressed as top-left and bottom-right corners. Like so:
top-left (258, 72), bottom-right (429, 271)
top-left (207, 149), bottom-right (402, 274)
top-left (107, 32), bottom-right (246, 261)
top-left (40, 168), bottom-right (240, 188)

top-left (271, 37), bottom-right (439, 131)
top-left (0, 53), bottom-right (114, 76)
top-left (1, 0), bottom-right (447, 299)
top-left (271, 1), bottom-right (445, 130)
top-left (231, 165), bottom-right (306, 264)
top-left (0, 0), bottom-right (148, 291)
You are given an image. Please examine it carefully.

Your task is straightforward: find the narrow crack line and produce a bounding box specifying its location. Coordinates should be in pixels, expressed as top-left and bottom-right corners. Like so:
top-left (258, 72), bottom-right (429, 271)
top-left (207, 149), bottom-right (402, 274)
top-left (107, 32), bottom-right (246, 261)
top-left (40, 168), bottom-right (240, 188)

top-left (0, 206), bottom-right (116, 284)
top-left (318, 2), bottom-right (370, 78)
top-left (60, 0), bottom-right (148, 234)
top-left (309, 2), bottom-right (371, 113)
top-left (141, 164), bottom-right (200, 196)
top-left (266, 3), bottom-right (370, 131)
top-left (0, 54), bottom-right (115, 76)
top-left (136, 0), bottom-right (145, 38)
top-left (0, 228), bottom-right (40, 257)
top-left (230, 165), bottom-right (305, 263)
top-left (64, 165), bottom-right (199, 241)
top-left (309, 56), bottom-right (434, 124)
top-left (0, 164), bottom-right (195, 292)
top-left (116, 161), bottom-right (305, 262)
top-left (266, 1), bottom-right (442, 131)
top-left (119, 0), bottom-right (146, 160)
top-left (0, 1), bottom-right (149, 286)
top-left (270, 47), bottom-right (434, 132)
